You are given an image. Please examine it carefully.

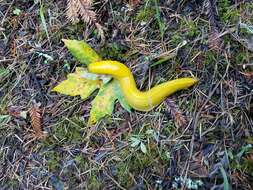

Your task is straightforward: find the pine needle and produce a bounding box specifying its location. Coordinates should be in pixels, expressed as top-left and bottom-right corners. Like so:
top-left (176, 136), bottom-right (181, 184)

top-left (165, 98), bottom-right (187, 128)
top-left (77, 0), bottom-right (97, 25)
top-left (66, 0), bottom-right (104, 41)
top-left (29, 102), bottom-right (44, 139)
top-left (129, 0), bottom-right (141, 7)
top-left (66, 0), bottom-right (80, 23)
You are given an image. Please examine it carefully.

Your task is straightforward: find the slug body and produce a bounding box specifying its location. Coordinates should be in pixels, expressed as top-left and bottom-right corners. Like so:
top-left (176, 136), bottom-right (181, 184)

top-left (88, 61), bottom-right (198, 111)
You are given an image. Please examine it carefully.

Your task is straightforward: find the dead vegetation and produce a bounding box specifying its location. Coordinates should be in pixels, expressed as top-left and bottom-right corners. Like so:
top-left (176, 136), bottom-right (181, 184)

top-left (0, 0), bottom-right (253, 189)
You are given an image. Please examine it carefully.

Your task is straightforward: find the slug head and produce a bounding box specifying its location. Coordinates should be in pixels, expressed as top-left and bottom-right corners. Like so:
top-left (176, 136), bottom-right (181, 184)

top-left (88, 61), bottom-right (131, 79)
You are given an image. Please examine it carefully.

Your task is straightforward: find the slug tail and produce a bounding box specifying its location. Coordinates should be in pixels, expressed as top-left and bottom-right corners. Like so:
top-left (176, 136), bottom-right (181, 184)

top-left (151, 77), bottom-right (198, 100)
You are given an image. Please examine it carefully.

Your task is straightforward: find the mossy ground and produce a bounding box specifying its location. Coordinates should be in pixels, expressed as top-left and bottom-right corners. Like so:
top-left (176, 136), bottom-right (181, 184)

top-left (0, 0), bottom-right (253, 189)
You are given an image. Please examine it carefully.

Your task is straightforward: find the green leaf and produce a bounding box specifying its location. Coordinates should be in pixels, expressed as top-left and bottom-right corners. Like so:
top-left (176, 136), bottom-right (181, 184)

top-left (63, 39), bottom-right (101, 66)
top-left (88, 81), bottom-right (117, 125)
top-left (13, 8), bottom-right (22, 15)
top-left (88, 80), bottom-right (131, 125)
top-left (113, 81), bottom-right (132, 112)
top-left (63, 39), bottom-right (111, 84)
top-left (52, 67), bottom-right (101, 100)
top-left (140, 142), bottom-right (147, 154)
top-left (130, 137), bottom-right (141, 147)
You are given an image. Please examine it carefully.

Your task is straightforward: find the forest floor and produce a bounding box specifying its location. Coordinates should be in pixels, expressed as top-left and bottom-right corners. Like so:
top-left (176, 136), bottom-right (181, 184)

top-left (0, 0), bottom-right (253, 189)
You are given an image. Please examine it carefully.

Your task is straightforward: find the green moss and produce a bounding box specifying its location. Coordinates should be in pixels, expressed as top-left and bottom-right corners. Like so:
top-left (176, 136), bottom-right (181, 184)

top-left (161, 120), bottom-right (176, 136)
top-left (229, 145), bottom-right (253, 176)
top-left (44, 151), bottom-right (61, 171)
top-left (159, 150), bottom-right (170, 162)
top-left (113, 143), bottom-right (169, 188)
top-left (115, 151), bottom-right (154, 187)
top-left (135, 7), bottom-right (155, 22)
top-left (235, 52), bottom-right (247, 65)
top-left (52, 117), bottom-right (85, 144)
top-left (218, 0), bottom-right (240, 23)
top-left (87, 175), bottom-right (102, 190)
top-left (64, 22), bottom-right (85, 38)
top-left (186, 20), bottom-right (200, 38)
top-left (230, 154), bottom-right (253, 176)
top-left (242, 157), bottom-right (253, 175)
top-left (170, 34), bottom-right (184, 47)
top-left (5, 179), bottom-right (19, 189)
top-left (75, 154), bottom-right (90, 169)
top-left (115, 162), bottom-right (133, 188)
top-left (204, 51), bottom-right (216, 65)
top-left (100, 43), bottom-right (127, 61)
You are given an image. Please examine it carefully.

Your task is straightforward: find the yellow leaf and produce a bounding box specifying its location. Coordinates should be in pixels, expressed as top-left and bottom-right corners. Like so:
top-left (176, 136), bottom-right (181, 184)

top-left (52, 67), bottom-right (101, 100)
top-left (62, 39), bottom-right (101, 66)
top-left (88, 80), bottom-right (131, 125)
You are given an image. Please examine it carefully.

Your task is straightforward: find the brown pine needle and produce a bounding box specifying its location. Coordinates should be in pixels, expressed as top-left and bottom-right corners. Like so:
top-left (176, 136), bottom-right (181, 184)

top-left (77, 0), bottom-right (97, 25)
top-left (129, 0), bottom-right (141, 7)
top-left (29, 102), bottom-right (44, 139)
top-left (165, 98), bottom-right (187, 128)
top-left (208, 29), bottom-right (224, 52)
top-left (66, 0), bottom-right (104, 41)
top-left (66, 0), bottom-right (80, 23)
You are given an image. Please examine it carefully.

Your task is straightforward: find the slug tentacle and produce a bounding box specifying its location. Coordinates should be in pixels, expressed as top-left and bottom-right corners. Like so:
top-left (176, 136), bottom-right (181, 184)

top-left (88, 61), bottom-right (198, 111)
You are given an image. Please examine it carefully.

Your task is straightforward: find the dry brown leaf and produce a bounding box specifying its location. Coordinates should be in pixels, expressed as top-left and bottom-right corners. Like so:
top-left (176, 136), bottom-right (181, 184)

top-left (29, 102), bottom-right (44, 138)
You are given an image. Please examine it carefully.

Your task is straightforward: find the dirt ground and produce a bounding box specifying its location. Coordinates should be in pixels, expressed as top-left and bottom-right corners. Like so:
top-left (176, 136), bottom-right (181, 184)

top-left (0, 0), bottom-right (253, 189)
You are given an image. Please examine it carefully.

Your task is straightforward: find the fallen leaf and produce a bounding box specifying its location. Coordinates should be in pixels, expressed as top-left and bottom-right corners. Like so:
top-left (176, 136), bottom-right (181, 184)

top-left (165, 98), bottom-right (187, 128)
top-left (240, 72), bottom-right (253, 80)
top-left (53, 67), bottom-right (101, 100)
top-left (63, 39), bottom-right (101, 66)
top-left (88, 80), bottom-right (131, 125)
top-left (63, 39), bottom-right (111, 83)
top-left (129, 0), bottom-right (141, 7)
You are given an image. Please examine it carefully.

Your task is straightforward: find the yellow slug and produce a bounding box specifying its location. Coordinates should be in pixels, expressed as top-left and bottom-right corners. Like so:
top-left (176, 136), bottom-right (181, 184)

top-left (88, 60), bottom-right (198, 111)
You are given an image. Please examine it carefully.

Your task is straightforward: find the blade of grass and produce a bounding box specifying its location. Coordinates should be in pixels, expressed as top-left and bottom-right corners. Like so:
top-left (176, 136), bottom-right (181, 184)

top-left (39, 0), bottom-right (51, 47)
top-left (150, 40), bottom-right (187, 67)
top-left (153, 0), bottom-right (165, 39)
top-left (220, 167), bottom-right (230, 190)
top-left (0, 68), bottom-right (9, 78)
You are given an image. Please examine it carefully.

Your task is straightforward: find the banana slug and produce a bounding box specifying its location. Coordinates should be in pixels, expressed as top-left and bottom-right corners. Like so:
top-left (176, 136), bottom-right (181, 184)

top-left (88, 61), bottom-right (198, 111)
